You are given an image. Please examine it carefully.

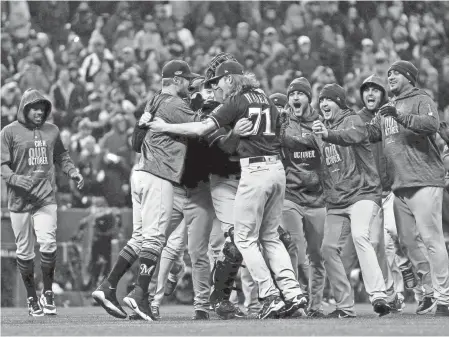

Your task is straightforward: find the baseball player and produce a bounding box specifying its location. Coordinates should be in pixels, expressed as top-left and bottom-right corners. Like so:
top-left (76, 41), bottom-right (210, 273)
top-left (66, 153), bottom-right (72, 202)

top-left (94, 60), bottom-right (200, 321)
top-left (365, 60), bottom-right (449, 317)
top-left (357, 74), bottom-right (431, 311)
top-left (276, 78), bottom-right (327, 318)
top-left (310, 83), bottom-right (392, 317)
top-left (148, 60), bottom-right (307, 319)
top-left (200, 54), bottom-right (262, 319)
top-left (1, 89), bottom-right (84, 316)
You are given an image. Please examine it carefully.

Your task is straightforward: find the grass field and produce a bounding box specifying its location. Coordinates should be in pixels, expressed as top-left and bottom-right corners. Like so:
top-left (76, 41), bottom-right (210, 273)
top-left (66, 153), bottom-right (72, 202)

top-left (1, 303), bottom-right (448, 336)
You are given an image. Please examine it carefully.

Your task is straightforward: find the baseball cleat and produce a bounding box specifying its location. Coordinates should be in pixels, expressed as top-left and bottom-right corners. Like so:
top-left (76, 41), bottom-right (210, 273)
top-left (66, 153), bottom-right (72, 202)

top-left (389, 293), bottom-right (405, 313)
top-left (234, 307), bottom-right (247, 318)
top-left (373, 298), bottom-right (391, 317)
top-left (27, 297), bottom-right (44, 317)
top-left (39, 290), bottom-right (57, 315)
top-left (128, 313), bottom-right (144, 320)
top-left (123, 286), bottom-right (155, 321)
top-left (92, 282), bottom-right (127, 319)
top-left (278, 294), bottom-right (308, 318)
top-left (192, 309), bottom-right (210, 320)
top-left (258, 295), bottom-right (285, 319)
top-left (326, 309), bottom-right (356, 319)
top-left (215, 300), bottom-right (237, 320)
top-left (307, 309), bottom-right (325, 318)
top-left (151, 306), bottom-right (161, 320)
top-left (435, 304), bottom-right (449, 317)
top-left (416, 296), bottom-right (437, 315)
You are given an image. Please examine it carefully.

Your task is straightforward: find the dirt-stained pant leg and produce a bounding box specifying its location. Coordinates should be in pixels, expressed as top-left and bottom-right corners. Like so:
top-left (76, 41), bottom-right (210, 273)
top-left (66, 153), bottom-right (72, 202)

top-left (394, 187), bottom-right (449, 306)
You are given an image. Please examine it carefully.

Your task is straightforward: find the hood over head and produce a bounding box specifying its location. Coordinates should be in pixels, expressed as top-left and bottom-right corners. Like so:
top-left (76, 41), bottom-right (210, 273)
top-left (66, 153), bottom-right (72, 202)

top-left (360, 74), bottom-right (388, 107)
top-left (17, 89), bottom-right (52, 128)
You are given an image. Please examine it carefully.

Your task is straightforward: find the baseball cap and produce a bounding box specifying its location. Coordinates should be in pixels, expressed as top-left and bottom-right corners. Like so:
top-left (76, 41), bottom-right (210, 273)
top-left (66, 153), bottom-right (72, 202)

top-left (162, 60), bottom-right (200, 79)
top-left (207, 60), bottom-right (244, 85)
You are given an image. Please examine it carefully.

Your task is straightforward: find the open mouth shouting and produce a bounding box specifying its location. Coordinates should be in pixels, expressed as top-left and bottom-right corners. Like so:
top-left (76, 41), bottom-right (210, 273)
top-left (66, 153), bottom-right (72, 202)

top-left (365, 96), bottom-right (378, 110)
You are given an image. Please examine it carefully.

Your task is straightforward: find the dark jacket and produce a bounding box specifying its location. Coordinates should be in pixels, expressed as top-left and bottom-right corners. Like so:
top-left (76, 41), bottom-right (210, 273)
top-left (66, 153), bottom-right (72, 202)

top-left (366, 88), bottom-right (445, 191)
top-left (199, 101), bottom-right (241, 178)
top-left (358, 74), bottom-right (392, 194)
top-left (1, 89), bottom-right (77, 212)
top-left (322, 108), bottom-right (382, 209)
top-left (281, 107), bottom-right (325, 208)
top-left (134, 92), bottom-right (195, 184)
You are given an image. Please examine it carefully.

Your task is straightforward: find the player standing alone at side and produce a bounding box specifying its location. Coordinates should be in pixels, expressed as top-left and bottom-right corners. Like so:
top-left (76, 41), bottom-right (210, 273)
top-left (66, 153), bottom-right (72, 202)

top-left (1, 89), bottom-right (84, 316)
top-left (148, 60), bottom-right (308, 319)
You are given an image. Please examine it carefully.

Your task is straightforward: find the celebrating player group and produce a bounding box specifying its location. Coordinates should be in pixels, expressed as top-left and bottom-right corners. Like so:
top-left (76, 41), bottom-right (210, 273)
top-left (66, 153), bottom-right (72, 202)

top-left (2, 52), bottom-right (449, 320)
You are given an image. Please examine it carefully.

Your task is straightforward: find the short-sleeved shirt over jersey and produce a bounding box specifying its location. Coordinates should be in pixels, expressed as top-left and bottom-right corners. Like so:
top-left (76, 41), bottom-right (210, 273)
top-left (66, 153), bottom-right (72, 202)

top-left (136, 93), bottom-right (195, 183)
top-left (208, 88), bottom-right (281, 158)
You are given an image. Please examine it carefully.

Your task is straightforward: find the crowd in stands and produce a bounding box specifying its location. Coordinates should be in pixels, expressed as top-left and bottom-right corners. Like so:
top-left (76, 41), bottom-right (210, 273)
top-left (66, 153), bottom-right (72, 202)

top-left (2, 0), bottom-right (449, 209)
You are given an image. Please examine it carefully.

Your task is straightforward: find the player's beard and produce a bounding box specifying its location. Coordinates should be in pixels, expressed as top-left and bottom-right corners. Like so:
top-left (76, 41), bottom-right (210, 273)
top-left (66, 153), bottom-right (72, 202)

top-left (177, 86), bottom-right (189, 99)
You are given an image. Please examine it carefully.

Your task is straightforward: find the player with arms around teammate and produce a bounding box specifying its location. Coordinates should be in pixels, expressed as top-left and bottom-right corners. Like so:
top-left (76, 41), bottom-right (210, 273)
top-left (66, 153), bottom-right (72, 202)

top-left (148, 60), bottom-right (307, 319)
top-left (311, 84), bottom-right (393, 318)
top-left (1, 89), bottom-right (84, 316)
top-left (278, 78), bottom-right (326, 318)
top-left (365, 60), bottom-right (449, 316)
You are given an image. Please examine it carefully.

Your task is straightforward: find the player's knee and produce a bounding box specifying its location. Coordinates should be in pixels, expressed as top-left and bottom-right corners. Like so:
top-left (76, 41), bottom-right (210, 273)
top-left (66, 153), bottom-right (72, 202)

top-left (142, 240), bottom-right (163, 256)
top-left (39, 241), bottom-right (57, 254)
top-left (321, 242), bottom-right (337, 260)
top-left (127, 238), bottom-right (142, 255)
top-left (16, 249), bottom-right (35, 261)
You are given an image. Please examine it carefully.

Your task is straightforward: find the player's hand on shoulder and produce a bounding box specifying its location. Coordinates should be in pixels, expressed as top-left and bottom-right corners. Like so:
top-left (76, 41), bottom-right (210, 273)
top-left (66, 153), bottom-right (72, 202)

top-left (14, 175), bottom-right (34, 191)
top-left (234, 118), bottom-right (253, 137)
top-left (312, 120), bottom-right (328, 138)
top-left (148, 117), bottom-right (167, 133)
top-left (70, 170), bottom-right (84, 189)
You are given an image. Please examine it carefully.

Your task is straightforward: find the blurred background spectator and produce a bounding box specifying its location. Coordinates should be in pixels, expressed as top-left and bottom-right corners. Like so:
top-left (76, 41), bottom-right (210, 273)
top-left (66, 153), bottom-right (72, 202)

top-left (1, 0), bottom-right (448, 209)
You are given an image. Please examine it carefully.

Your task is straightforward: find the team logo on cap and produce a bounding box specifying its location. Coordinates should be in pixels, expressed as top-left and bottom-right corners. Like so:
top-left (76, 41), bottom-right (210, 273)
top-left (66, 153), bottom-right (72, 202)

top-left (224, 70), bottom-right (229, 73)
top-left (175, 71), bottom-right (182, 75)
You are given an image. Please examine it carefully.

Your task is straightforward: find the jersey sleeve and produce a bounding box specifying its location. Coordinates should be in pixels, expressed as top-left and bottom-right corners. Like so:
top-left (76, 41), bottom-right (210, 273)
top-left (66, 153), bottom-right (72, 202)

top-left (208, 99), bottom-right (240, 129)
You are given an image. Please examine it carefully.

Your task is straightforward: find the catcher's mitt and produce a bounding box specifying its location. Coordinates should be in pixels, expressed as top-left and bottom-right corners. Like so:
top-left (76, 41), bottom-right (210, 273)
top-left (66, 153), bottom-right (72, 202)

top-left (205, 52), bottom-right (237, 82)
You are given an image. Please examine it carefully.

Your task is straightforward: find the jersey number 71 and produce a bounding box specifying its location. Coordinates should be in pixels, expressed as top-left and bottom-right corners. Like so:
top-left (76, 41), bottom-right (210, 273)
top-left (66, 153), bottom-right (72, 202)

top-left (247, 106), bottom-right (275, 136)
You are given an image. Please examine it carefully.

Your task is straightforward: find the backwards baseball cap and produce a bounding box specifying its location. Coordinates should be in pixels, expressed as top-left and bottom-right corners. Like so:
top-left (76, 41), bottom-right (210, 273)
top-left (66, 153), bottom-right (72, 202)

top-left (319, 83), bottom-right (347, 108)
top-left (388, 60), bottom-right (418, 86)
top-left (269, 93), bottom-right (288, 108)
top-left (162, 60), bottom-right (200, 79)
top-left (287, 77), bottom-right (312, 102)
top-left (206, 60), bottom-right (244, 85)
